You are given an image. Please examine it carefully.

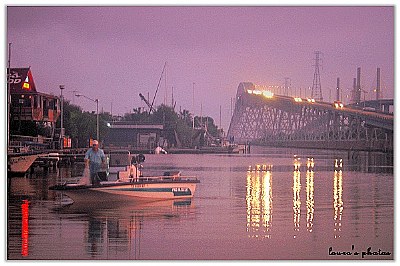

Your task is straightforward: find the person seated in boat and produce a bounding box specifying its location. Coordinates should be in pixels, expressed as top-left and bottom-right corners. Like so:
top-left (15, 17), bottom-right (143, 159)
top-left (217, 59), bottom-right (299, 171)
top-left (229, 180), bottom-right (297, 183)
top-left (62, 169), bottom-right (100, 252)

top-left (84, 140), bottom-right (106, 185)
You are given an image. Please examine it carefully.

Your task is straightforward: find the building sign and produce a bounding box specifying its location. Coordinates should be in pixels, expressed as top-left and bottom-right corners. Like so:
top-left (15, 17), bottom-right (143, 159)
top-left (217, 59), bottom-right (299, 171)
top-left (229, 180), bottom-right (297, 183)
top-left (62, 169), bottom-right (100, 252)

top-left (7, 68), bottom-right (37, 92)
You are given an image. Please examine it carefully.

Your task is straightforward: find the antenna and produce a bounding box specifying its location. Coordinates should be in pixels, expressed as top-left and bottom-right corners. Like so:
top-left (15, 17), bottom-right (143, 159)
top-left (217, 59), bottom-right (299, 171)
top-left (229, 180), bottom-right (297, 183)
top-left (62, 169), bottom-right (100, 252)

top-left (311, 51), bottom-right (323, 101)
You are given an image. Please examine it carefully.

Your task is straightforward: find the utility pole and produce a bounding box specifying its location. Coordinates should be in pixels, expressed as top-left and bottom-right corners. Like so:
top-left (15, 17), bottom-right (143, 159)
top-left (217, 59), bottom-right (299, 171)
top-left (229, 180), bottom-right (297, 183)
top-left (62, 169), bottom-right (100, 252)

top-left (164, 62), bottom-right (167, 106)
top-left (192, 82), bottom-right (195, 129)
top-left (71, 90), bottom-right (79, 104)
top-left (376, 67), bottom-right (381, 100)
top-left (171, 86), bottom-right (174, 109)
top-left (200, 103), bottom-right (203, 129)
top-left (191, 82), bottom-right (195, 148)
top-left (311, 51), bottom-right (323, 101)
top-left (219, 105), bottom-right (222, 130)
top-left (7, 43), bottom-right (12, 148)
top-left (76, 94), bottom-right (99, 141)
top-left (284, 77), bottom-right (291, 96)
top-left (60, 85), bottom-right (65, 148)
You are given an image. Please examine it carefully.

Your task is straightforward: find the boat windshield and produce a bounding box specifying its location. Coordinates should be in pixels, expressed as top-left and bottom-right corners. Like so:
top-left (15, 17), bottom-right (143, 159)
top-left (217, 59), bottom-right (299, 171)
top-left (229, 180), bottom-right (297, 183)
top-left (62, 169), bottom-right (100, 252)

top-left (108, 151), bottom-right (131, 167)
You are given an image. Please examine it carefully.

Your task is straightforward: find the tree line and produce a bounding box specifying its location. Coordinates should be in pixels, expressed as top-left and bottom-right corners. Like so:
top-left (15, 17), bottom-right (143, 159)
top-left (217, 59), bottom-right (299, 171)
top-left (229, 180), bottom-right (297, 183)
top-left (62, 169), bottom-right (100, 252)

top-left (58, 101), bottom-right (221, 148)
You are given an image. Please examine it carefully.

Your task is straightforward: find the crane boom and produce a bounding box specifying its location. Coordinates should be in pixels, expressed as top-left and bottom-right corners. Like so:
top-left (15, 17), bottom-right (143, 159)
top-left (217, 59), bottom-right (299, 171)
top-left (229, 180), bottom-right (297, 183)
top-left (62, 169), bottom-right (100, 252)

top-left (138, 62), bottom-right (167, 113)
top-left (139, 93), bottom-right (153, 112)
top-left (150, 62), bottom-right (167, 111)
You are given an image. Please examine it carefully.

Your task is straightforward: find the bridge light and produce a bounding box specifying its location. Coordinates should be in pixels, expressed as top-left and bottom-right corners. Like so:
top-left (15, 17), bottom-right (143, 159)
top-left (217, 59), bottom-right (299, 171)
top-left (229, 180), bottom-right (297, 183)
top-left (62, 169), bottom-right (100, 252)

top-left (333, 101), bottom-right (344, 109)
top-left (334, 158), bottom-right (343, 169)
top-left (307, 157), bottom-right (314, 169)
top-left (294, 158), bottom-right (301, 171)
top-left (294, 97), bottom-right (303, 102)
top-left (248, 89), bottom-right (274, 98)
top-left (262, 91), bottom-right (274, 98)
top-left (307, 98), bottom-right (315, 103)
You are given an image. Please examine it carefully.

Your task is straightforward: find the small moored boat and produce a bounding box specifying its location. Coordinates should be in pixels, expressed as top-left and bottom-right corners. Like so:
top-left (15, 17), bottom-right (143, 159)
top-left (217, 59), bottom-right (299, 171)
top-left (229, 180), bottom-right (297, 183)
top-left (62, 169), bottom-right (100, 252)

top-left (49, 150), bottom-right (199, 204)
top-left (8, 153), bottom-right (39, 174)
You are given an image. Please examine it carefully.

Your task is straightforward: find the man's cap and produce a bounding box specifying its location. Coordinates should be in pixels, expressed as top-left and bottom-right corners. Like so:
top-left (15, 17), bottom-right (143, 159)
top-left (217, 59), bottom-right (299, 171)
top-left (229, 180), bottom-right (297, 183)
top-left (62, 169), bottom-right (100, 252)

top-left (93, 140), bottom-right (99, 145)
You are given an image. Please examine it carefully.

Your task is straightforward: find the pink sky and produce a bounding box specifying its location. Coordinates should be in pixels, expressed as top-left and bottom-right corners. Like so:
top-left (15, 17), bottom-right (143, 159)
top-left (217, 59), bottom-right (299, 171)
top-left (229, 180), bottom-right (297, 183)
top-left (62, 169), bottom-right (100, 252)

top-left (7, 6), bottom-right (394, 130)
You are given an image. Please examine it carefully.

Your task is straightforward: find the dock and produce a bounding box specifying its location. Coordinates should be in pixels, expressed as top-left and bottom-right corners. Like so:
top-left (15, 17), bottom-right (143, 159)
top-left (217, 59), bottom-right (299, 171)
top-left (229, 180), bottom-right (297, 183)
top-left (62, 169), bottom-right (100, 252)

top-left (8, 149), bottom-right (87, 175)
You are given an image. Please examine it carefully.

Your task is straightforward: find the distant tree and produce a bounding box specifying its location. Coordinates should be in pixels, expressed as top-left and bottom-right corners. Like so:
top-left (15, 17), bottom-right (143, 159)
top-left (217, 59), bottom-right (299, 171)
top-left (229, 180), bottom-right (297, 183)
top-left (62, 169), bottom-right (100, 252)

top-left (153, 104), bottom-right (179, 125)
top-left (179, 109), bottom-right (192, 126)
top-left (59, 101), bottom-right (112, 148)
top-left (91, 103), bottom-right (220, 148)
top-left (123, 108), bottom-right (151, 123)
top-left (194, 116), bottom-right (219, 137)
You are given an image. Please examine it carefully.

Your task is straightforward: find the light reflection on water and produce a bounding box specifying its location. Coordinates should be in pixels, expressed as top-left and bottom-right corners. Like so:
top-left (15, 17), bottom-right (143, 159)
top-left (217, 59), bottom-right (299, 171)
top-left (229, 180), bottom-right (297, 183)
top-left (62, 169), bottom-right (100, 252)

top-left (21, 199), bottom-right (29, 257)
top-left (246, 167), bottom-right (272, 239)
top-left (292, 159), bottom-right (301, 237)
top-left (7, 147), bottom-right (394, 260)
top-left (306, 165), bottom-right (314, 233)
top-left (333, 159), bottom-right (344, 239)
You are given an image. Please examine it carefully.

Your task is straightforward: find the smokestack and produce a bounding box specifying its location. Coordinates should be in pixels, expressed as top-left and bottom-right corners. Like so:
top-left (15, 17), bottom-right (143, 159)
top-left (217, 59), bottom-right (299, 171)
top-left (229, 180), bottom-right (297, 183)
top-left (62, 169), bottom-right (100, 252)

top-left (352, 78), bottom-right (357, 104)
top-left (356, 67), bottom-right (361, 104)
top-left (336, 77), bottom-right (340, 101)
top-left (376, 67), bottom-right (381, 100)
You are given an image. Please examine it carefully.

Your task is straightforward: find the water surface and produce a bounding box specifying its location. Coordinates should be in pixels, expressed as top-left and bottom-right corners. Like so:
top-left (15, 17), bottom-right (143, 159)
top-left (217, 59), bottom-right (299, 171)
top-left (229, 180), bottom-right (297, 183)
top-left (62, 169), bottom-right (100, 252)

top-left (7, 147), bottom-right (393, 260)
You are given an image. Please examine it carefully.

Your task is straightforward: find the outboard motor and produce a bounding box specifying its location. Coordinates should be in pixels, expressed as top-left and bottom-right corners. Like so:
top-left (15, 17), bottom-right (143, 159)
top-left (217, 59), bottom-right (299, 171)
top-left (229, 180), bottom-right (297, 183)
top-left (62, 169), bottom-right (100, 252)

top-left (131, 154), bottom-right (145, 164)
top-left (137, 154), bottom-right (145, 163)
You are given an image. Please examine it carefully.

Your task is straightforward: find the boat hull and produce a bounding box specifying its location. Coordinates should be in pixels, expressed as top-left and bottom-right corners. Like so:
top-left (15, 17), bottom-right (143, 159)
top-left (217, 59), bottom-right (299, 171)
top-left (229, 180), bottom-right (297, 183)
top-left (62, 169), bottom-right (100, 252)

top-left (51, 180), bottom-right (199, 204)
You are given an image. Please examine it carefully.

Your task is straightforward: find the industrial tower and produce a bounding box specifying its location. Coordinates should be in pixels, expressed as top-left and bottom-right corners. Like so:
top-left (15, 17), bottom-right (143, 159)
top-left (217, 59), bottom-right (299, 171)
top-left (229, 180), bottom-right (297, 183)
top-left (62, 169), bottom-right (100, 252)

top-left (352, 67), bottom-right (362, 104)
top-left (311, 51), bottom-right (323, 101)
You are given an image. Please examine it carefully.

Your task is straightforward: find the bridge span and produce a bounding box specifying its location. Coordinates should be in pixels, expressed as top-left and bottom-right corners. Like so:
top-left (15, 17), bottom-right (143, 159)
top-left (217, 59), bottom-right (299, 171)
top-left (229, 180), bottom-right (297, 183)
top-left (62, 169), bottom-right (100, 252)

top-left (227, 82), bottom-right (393, 152)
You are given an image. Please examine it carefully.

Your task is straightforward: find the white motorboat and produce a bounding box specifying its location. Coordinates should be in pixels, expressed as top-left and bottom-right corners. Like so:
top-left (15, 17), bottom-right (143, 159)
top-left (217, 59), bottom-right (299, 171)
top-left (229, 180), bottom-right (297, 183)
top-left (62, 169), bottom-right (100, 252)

top-left (49, 150), bottom-right (199, 204)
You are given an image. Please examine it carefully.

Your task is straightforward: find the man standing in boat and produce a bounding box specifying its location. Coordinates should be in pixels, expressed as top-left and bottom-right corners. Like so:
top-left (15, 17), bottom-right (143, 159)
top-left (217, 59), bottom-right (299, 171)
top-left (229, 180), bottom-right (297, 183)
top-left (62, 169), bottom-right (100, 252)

top-left (84, 140), bottom-right (106, 185)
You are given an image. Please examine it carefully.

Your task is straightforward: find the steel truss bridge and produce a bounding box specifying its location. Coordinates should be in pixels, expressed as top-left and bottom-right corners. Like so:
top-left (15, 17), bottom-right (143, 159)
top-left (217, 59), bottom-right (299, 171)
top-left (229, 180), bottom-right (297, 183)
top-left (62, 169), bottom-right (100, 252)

top-left (227, 82), bottom-right (393, 151)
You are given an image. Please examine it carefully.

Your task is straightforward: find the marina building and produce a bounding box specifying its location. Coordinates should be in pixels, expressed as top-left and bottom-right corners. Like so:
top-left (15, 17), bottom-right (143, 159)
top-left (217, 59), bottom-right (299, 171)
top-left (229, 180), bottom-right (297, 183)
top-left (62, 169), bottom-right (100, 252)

top-left (104, 121), bottom-right (164, 151)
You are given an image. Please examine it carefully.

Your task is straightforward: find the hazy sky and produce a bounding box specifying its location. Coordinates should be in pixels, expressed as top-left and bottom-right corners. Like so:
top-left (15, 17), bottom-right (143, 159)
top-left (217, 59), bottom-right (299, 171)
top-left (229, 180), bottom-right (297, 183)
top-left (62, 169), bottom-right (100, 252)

top-left (7, 6), bottom-right (394, 130)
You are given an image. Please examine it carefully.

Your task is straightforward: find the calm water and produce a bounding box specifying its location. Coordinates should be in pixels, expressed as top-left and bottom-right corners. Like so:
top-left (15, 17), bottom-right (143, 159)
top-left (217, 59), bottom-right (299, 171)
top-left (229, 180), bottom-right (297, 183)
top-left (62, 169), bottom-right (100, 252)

top-left (7, 147), bottom-right (394, 260)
